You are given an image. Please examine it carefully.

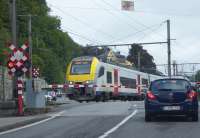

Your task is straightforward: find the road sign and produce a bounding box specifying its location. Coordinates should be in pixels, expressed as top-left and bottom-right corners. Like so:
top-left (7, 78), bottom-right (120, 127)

top-left (33, 67), bottom-right (40, 78)
top-left (121, 0), bottom-right (134, 11)
top-left (7, 43), bottom-right (30, 76)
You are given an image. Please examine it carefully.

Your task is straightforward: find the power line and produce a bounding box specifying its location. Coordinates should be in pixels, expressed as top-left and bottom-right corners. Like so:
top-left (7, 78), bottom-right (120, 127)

top-left (50, 6), bottom-right (200, 17)
top-left (63, 27), bottom-right (102, 45)
top-left (91, 0), bottom-right (166, 44)
top-left (100, 0), bottom-right (167, 41)
top-left (49, 4), bottom-right (116, 40)
top-left (89, 41), bottom-right (168, 47)
top-left (108, 21), bottom-right (163, 43)
top-left (134, 23), bottom-right (164, 43)
top-left (91, 0), bottom-right (144, 32)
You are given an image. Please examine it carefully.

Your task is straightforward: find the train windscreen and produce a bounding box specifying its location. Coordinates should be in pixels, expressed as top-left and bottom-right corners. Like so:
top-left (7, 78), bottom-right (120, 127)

top-left (70, 61), bottom-right (91, 75)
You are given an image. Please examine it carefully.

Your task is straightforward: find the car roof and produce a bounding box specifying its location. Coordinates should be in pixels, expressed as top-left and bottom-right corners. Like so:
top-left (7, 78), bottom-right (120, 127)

top-left (162, 76), bottom-right (190, 80)
top-left (152, 78), bottom-right (190, 82)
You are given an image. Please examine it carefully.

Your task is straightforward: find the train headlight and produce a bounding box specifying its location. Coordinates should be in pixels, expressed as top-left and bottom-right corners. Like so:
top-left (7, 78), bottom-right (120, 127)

top-left (69, 81), bottom-right (73, 84)
top-left (85, 80), bottom-right (93, 84)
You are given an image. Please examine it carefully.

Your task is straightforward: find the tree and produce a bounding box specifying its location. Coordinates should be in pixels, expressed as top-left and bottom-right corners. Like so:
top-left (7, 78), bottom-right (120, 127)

top-left (195, 70), bottom-right (200, 82)
top-left (81, 46), bottom-right (105, 57)
top-left (127, 44), bottom-right (157, 74)
top-left (0, 0), bottom-right (84, 83)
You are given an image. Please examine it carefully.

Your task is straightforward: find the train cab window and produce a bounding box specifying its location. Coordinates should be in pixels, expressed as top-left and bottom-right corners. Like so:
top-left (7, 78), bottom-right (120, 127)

top-left (107, 71), bottom-right (112, 84)
top-left (98, 67), bottom-right (104, 77)
top-left (70, 61), bottom-right (91, 74)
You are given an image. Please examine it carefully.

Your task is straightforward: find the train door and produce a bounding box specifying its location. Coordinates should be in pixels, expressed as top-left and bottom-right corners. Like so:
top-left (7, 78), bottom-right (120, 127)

top-left (114, 69), bottom-right (119, 96)
top-left (137, 75), bottom-right (141, 95)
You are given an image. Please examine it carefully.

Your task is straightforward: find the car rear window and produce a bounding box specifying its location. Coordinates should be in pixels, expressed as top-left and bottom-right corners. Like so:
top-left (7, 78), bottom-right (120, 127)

top-left (150, 79), bottom-right (190, 92)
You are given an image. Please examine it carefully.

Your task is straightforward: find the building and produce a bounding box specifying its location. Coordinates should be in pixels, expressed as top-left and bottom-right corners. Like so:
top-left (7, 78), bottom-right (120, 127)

top-left (98, 48), bottom-right (134, 67)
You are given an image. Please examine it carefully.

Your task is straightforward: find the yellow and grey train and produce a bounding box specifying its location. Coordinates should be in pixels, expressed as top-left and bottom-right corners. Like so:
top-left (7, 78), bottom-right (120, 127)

top-left (66, 56), bottom-right (162, 102)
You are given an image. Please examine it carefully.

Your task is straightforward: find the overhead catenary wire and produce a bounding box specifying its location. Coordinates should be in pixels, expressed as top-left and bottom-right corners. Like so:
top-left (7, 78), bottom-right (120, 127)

top-left (62, 26), bottom-right (104, 45)
top-left (91, 0), bottom-right (144, 32)
top-left (110, 22), bottom-right (164, 43)
top-left (49, 2), bottom-right (165, 47)
top-left (51, 6), bottom-right (200, 17)
top-left (100, 0), bottom-right (168, 40)
top-left (90, 0), bottom-right (168, 49)
top-left (65, 30), bottom-right (102, 45)
top-left (49, 4), bottom-right (116, 40)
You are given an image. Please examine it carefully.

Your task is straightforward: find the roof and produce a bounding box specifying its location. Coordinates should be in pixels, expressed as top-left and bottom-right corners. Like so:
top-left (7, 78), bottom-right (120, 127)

top-left (152, 77), bottom-right (190, 82)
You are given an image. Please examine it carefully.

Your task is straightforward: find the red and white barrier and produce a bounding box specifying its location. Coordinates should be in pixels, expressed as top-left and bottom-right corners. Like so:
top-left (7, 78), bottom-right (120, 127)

top-left (47, 84), bottom-right (147, 89)
top-left (17, 79), bottom-right (23, 115)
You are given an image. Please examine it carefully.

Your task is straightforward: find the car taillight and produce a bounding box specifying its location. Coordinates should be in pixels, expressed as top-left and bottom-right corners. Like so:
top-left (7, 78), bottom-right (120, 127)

top-left (187, 91), bottom-right (197, 100)
top-left (147, 91), bottom-right (156, 100)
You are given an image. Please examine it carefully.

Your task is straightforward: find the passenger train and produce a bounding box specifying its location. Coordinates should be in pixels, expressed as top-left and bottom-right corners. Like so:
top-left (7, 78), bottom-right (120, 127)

top-left (66, 56), bottom-right (163, 102)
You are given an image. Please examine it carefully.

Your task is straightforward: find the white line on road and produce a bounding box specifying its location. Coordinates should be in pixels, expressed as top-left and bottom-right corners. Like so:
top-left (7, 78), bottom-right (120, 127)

top-left (0, 110), bottom-right (65, 136)
top-left (98, 109), bottom-right (138, 138)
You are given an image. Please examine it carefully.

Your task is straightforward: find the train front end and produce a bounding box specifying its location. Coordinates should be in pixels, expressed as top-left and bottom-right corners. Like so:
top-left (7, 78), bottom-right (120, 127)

top-left (66, 56), bottom-right (99, 102)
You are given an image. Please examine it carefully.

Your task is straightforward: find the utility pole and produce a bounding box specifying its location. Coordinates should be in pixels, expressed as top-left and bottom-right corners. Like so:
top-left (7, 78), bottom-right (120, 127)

top-left (167, 19), bottom-right (171, 77)
top-left (175, 63), bottom-right (178, 75)
top-left (11, 0), bottom-right (18, 101)
top-left (138, 51), bottom-right (141, 71)
top-left (89, 20), bottom-right (173, 77)
top-left (28, 15), bottom-right (33, 80)
top-left (11, 0), bottom-right (17, 47)
top-left (173, 60), bottom-right (176, 76)
top-left (18, 14), bottom-right (34, 79)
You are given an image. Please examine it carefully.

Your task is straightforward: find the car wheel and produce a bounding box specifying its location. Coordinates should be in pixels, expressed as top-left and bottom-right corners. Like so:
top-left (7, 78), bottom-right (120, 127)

top-left (192, 111), bottom-right (198, 121)
top-left (145, 112), bottom-right (152, 122)
top-left (78, 100), bottom-right (83, 103)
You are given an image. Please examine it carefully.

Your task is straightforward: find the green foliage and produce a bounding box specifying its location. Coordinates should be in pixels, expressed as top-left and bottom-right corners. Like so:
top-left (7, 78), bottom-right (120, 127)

top-left (0, 0), bottom-right (11, 65)
top-left (127, 44), bottom-right (157, 74)
top-left (0, 0), bottom-right (83, 83)
top-left (81, 46), bottom-right (105, 57)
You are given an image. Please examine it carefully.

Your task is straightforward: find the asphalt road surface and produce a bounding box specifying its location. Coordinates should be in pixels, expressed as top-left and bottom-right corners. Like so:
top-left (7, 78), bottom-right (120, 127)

top-left (0, 101), bottom-right (200, 138)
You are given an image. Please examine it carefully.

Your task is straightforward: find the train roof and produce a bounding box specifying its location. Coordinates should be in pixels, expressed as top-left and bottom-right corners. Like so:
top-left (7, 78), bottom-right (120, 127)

top-left (71, 56), bottom-right (163, 77)
top-left (72, 56), bottom-right (95, 61)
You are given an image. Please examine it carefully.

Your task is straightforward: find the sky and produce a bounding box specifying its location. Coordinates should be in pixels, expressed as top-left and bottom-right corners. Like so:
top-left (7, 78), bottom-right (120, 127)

top-left (46, 0), bottom-right (200, 74)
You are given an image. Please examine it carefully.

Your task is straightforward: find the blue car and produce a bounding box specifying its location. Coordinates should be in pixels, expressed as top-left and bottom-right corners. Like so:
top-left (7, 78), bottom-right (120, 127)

top-left (145, 78), bottom-right (198, 121)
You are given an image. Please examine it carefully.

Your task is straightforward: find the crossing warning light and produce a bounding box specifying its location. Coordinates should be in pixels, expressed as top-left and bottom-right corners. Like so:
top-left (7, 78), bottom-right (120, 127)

top-left (7, 43), bottom-right (30, 77)
top-left (7, 61), bottom-right (14, 69)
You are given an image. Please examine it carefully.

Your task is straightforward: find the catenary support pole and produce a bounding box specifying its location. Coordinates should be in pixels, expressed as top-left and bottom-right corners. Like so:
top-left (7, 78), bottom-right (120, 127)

top-left (167, 19), bottom-right (171, 77)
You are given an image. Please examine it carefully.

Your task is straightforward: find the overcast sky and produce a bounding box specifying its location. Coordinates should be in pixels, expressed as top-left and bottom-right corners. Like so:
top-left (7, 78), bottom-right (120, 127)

top-left (46, 0), bottom-right (200, 74)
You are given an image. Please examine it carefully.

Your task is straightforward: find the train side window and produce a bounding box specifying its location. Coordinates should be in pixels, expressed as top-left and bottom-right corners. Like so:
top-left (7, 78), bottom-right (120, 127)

top-left (120, 77), bottom-right (136, 89)
top-left (142, 78), bottom-right (149, 87)
top-left (107, 71), bottom-right (112, 84)
top-left (98, 67), bottom-right (104, 77)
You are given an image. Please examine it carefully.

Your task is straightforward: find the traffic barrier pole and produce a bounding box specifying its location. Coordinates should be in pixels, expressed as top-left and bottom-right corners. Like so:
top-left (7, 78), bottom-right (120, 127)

top-left (17, 79), bottom-right (23, 115)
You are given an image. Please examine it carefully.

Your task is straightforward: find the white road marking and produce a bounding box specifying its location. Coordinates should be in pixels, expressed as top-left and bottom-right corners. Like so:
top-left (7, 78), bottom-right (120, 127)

top-left (98, 109), bottom-right (138, 138)
top-left (0, 111), bottom-right (65, 136)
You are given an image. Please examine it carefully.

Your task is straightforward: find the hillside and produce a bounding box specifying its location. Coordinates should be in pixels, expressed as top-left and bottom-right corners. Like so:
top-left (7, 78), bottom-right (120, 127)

top-left (0, 0), bottom-right (83, 83)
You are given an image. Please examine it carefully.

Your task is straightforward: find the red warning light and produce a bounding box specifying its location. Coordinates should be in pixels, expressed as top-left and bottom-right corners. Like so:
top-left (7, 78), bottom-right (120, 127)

top-left (7, 61), bottom-right (14, 69)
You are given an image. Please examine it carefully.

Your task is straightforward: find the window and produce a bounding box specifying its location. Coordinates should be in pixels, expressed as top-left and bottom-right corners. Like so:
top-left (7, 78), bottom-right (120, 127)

top-left (142, 78), bottom-right (149, 87)
top-left (98, 67), bottom-right (104, 77)
top-left (120, 77), bottom-right (136, 89)
top-left (70, 61), bottom-right (91, 74)
top-left (151, 79), bottom-right (190, 92)
top-left (107, 72), bottom-right (112, 84)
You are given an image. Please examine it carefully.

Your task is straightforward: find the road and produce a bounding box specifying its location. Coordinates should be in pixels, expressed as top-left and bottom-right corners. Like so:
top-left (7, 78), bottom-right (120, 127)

top-left (0, 100), bottom-right (199, 138)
